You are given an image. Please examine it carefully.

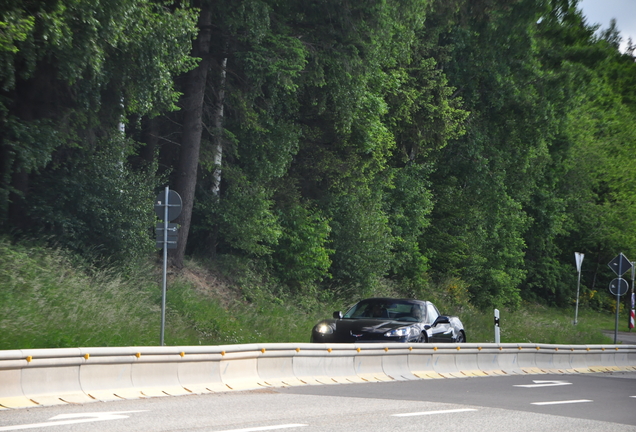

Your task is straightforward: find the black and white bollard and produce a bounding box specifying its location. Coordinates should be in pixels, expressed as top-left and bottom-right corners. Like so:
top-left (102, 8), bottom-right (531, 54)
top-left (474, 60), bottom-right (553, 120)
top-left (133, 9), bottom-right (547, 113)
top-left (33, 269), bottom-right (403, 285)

top-left (494, 309), bottom-right (500, 344)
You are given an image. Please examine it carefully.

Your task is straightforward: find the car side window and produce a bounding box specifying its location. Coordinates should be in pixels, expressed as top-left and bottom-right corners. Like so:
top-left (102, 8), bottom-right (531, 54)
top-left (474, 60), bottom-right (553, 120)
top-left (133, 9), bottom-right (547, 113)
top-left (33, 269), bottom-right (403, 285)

top-left (426, 303), bottom-right (439, 324)
top-left (345, 303), bottom-right (368, 318)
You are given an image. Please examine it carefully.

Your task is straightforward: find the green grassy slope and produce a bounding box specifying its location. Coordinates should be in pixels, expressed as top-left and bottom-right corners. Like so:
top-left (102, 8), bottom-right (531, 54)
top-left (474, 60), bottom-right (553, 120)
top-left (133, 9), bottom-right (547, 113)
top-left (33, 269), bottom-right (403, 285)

top-left (0, 240), bottom-right (622, 350)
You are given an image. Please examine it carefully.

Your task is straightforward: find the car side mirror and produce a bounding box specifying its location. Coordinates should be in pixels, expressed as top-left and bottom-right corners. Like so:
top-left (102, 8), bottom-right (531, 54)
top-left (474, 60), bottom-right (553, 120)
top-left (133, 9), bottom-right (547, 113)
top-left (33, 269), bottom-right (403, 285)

top-left (432, 315), bottom-right (450, 327)
top-left (333, 311), bottom-right (343, 319)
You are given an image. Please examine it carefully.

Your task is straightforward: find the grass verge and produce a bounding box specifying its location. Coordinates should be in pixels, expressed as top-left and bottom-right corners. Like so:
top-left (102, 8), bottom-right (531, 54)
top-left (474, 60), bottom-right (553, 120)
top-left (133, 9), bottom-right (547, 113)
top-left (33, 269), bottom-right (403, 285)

top-left (0, 240), bottom-right (626, 349)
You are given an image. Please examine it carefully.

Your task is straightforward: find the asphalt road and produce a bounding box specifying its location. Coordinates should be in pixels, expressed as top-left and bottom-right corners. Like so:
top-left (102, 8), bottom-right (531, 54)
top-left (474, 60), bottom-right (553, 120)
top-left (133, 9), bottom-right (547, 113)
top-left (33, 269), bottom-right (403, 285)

top-left (1, 372), bottom-right (635, 432)
top-left (280, 371), bottom-right (636, 427)
top-left (603, 330), bottom-right (636, 345)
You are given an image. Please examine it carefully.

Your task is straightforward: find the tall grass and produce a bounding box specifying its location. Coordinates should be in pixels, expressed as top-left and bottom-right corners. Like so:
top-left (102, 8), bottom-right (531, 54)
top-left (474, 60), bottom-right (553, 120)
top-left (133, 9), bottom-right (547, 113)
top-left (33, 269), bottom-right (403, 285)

top-left (0, 240), bottom-right (624, 349)
top-left (404, 277), bottom-right (618, 345)
top-left (162, 256), bottom-right (342, 345)
top-left (459, 305), bottom-right (615, 345)
top-left (0, 240), bottom-right (158, 348)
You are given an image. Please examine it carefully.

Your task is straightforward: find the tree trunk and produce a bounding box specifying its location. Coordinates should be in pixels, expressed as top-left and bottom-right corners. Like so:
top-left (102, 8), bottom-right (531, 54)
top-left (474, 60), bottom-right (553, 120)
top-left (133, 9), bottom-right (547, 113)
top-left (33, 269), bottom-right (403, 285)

top-left (171, 4), bottom-right (213, 268)
top-left (211, 56), bottom-right (227, 198)
top-left (206, 56), bottom-right (227, 257)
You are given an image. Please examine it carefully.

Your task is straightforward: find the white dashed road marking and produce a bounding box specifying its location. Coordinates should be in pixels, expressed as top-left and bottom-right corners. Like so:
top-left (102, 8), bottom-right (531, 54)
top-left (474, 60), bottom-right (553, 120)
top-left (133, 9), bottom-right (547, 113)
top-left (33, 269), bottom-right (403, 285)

top-left (531, 399), bottom-right (593, 406)
top-left (213, 425), bottom-right (308, 432)
top-left (514, 380), bottom-right (572, 388)
top-left (392, 408), bottom-right (478, 417)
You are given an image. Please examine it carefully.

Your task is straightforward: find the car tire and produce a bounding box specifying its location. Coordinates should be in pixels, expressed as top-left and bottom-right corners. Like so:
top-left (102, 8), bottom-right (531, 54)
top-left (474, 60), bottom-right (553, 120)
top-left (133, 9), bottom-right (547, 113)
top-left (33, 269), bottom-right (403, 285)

top-left (455, 331), bottom-right (466, 343)
top-left (416, 332), bottom-right (428, 343)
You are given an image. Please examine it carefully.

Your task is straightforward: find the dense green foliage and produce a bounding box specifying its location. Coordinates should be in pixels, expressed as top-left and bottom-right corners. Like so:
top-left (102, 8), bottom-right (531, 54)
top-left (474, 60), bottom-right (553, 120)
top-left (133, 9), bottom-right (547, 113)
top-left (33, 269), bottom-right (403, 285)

top-left (1, 0), bottom-right (635, 314)
top-left (0, 0), bottom-right (197, 262)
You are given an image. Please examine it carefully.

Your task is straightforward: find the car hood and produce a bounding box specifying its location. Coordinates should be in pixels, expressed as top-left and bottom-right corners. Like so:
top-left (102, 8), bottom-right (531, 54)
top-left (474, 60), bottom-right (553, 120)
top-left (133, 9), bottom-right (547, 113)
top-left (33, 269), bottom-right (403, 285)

top-left (329, 318), bottom-right (413, 335)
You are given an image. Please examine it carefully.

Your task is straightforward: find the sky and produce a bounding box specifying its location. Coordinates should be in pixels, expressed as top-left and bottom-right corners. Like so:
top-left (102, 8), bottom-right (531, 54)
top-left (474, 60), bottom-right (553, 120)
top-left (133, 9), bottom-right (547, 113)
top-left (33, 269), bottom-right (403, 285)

top-left (578, 0), bottom-right (636, 52)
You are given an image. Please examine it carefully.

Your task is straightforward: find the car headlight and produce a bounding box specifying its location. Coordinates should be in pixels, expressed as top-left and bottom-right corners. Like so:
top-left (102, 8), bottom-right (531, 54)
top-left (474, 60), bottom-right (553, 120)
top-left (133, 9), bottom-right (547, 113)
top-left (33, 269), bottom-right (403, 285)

top-left (315, 323), bottom-right (333, 334)
top-left (384, 327), bottom-right (412, 338)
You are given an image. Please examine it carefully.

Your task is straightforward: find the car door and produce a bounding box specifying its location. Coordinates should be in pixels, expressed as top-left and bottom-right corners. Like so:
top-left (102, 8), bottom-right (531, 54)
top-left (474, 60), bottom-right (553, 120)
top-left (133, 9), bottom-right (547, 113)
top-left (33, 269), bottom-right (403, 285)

top-left (427, 303), bottom-right (454, 343)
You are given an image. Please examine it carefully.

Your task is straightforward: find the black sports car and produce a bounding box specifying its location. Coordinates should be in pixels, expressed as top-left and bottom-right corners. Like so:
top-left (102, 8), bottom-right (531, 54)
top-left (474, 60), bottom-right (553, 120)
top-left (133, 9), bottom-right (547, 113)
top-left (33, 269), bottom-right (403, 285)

top-left (311, 298), bottom-right (466, 344)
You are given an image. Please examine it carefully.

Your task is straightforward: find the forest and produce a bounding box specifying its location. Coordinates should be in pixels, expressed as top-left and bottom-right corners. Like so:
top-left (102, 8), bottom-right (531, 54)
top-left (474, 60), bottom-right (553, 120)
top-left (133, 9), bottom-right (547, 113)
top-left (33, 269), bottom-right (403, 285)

top-left (1, 0), bottom-right (635, 310)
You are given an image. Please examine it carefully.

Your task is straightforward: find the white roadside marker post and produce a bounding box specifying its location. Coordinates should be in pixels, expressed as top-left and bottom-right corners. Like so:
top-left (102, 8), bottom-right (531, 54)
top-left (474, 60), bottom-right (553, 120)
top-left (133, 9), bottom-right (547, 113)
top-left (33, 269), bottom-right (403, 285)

top-left (494, 309), bottom-right (500, 344)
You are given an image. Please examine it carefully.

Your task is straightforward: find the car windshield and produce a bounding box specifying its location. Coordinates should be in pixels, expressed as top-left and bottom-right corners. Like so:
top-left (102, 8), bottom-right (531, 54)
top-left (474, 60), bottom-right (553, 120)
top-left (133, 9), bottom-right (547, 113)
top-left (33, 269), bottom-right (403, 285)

top-left (343, 299), bottom-right (426, 322)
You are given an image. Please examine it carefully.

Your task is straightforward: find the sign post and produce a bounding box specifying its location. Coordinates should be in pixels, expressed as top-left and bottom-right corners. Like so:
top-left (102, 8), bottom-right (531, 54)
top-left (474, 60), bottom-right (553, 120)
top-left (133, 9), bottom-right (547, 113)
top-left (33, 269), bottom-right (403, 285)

top-left (608, 253), bottom-right (633, 344)
top-left (154, 187), bottom-right (182, 346)
top-left (630, 264), bottom-right (635, 332)
top-left (574, 252), bottom-right (584, 325)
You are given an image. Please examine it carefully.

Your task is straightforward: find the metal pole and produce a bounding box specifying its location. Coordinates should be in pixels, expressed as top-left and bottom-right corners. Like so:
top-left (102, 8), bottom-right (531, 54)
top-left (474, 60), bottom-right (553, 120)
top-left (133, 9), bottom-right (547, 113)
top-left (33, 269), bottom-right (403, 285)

top-left (631, 263), bottom-right (635, 332)
top-left (575, 269), bottom-right (581, 325)
top-left (160, 186), bottom-right (169, 346)
top-left (614, 256), bottom-right (623, 345)
top-left (615, 290), bottom-right (620, 344)
top-left (574, 252), bottom-right (584, 325)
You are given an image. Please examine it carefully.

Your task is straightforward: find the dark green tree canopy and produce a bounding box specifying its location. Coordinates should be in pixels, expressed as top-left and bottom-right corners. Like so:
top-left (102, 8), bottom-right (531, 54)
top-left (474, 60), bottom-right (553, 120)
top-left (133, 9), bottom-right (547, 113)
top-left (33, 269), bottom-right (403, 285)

top-left (2, 0), bottom-right (635, 309)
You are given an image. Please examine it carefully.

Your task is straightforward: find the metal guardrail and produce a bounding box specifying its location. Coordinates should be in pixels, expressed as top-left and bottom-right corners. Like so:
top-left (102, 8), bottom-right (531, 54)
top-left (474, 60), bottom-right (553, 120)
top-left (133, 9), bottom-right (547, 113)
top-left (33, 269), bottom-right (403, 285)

top-left (1, 343), bottom-right (635, 409)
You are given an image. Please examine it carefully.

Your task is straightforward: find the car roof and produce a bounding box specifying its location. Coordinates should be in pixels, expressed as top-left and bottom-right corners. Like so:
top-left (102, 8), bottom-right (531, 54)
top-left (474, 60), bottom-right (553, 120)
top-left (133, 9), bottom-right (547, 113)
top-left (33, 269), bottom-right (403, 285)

top-left (358, 297), bottom-right (429, 305)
